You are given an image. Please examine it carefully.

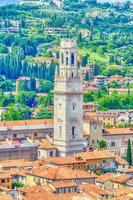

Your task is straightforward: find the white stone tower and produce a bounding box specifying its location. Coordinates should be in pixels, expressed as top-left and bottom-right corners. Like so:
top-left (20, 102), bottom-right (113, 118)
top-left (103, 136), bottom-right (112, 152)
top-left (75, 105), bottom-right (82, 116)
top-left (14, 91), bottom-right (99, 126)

top-left (54, 38), bottom-right (84, 156)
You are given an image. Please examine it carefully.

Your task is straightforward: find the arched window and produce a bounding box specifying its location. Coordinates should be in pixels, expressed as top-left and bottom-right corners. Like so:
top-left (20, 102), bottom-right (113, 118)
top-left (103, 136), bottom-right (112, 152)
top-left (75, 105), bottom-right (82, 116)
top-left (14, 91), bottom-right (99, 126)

top-left (61, 53), bottom-right (64, 64)
top-left (72, 72), bottom-right (74, 78)
top-left (72, 126), bottom-right (76, 139)
top-left (71, 53), bottom-right (75, 65)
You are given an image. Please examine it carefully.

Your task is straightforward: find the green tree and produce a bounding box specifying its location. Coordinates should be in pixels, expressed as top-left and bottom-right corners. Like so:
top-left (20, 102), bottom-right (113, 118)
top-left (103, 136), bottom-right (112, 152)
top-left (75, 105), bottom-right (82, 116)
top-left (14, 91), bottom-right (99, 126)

top-left (81, 55), bottom-right (88, 67)
top-left (3, 104), bottom-right (32, 121)
top-left (2, 93), bottom-right (15, 107)
top-left (12, 181), bottom-right (25, 188)
top-left (38, 80), bottom-right (54, 93)
top-left (35, 108), bottom-right (53, 119)
top-left (44, 93), bottom-right (54, 107)
top-left (0, 45), bottom-right (8, 54)
top-left (127, 139), bottom-right (132, 165)
top-left (16, 91), bottom-right (37, 107)
top-left (98, 139), bottom-right (107, 148)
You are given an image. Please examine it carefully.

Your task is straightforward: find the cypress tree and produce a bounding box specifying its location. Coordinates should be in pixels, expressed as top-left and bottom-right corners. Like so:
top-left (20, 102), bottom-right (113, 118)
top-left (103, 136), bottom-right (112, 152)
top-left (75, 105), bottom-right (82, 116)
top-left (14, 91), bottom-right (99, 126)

top-left (127, 139), bottom-right (132, 165)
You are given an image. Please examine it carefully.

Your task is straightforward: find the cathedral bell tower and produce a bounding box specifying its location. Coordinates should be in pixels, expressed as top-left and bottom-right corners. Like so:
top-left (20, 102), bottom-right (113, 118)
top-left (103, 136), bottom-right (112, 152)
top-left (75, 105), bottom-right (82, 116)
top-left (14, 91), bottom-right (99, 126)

top-left (54, 38), bottom-right (84, 157)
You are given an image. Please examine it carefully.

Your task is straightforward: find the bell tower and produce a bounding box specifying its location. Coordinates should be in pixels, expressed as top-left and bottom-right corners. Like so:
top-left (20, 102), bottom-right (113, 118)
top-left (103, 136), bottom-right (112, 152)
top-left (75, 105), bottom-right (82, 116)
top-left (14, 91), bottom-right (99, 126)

top-left (54, 38), bottom-right (84, 156)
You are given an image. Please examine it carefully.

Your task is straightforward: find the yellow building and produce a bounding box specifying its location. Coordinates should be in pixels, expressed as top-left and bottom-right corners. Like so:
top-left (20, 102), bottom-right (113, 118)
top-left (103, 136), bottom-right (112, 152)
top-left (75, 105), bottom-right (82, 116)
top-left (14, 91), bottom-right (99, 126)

top-left (0, 172), bottom-right (12, 189)
top-left (96, 111), bottom-right (118, 127)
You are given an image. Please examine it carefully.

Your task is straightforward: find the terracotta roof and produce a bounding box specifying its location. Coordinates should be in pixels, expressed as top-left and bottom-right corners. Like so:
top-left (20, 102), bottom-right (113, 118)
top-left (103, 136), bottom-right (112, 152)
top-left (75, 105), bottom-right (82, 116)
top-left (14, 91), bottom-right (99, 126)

top-left (79, 184), bottom-right (109, 198)
top-left (23, 192), bottom-right (60, 200)
top-left (109, 88), bottom-right (133, 92)
top-left (0, 194), bottom-right (13, 200)
top-left (111, 188), bottom-right (133, 198)
top-left (117, 167), bottom-right (133, 173)
top-left (51, 181), bottom-right (77, 189)
top-left (19, 185), bottom-right (54, 194)
top-left (103, 128), bottom-right (133, 136)
top-left (18, 77), bottom-right (30, 81)
top-left (0, 119), bottom-right (54, 129)
top-left (112, 174), bottom-right (132, 184)
top-left (33, 57), bottom-right (58, 63)
top-left (23, 192), bottom-right (89, 200)
top-left (36, 93), bottom-right (48, 97)
top-left (76, 150), bottom-right (116, 160)
top-left (39, 155), bottom-right (86, 166)
top-left (0, 172), bottom-right (11, 179)
top-left (83, 86), bottom-right (99, 92)
top-left (38, 139), bottom-right (56, 150)
top-left (7, 168), bottom-right (27, 177)
top-left (97, 173), bottom-right (115, 183)
top-left (0, 159), bottom-right (33, 168)
top-left (83, 102), bottom-right (98, 106)
top-left (96, 111), bottom-right (118, 117)
top-left (115, 155), bottom-right (128, 165)
top-left (27, 166), bottom-right (96, 180)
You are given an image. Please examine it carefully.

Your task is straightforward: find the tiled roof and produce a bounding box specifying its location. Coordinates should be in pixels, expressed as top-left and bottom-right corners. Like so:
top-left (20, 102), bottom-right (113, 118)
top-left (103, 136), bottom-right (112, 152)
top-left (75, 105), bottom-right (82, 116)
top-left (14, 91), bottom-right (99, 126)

top-left (0, 159), bottom-right (33, 168)
top-left (115, 155), bottom-right (128, 165)
top-left (76, 150), bottom-right (116, 160)
top-left (112, 174), bottom-right (132, 184)
top-left (0, 172), bottom-right (11, 179)
top-left (28, 166), bottom-right (96, 180)
top-left (39, 155), bottom-right (86, 166)
top-left (117, 167), bottom-right (133, 173)
top-left (19, 185), bottom-right (54, 194)
top-left (97, 173), bottom-right (115, 183)
top-left (38, 139), bottom-right (56, 150)
top-left (111, 188), bottom-right (133, 198)
top-left (0, 194), bottom-right (13, 200)
top-left (51, 181), bottom-right (77, 189)
top-left (103, 128), bottom-right (133, 136)
top-left (0, 119), bottom-right (54, 129)
top-left (79, 184), bottom-right (109, 199)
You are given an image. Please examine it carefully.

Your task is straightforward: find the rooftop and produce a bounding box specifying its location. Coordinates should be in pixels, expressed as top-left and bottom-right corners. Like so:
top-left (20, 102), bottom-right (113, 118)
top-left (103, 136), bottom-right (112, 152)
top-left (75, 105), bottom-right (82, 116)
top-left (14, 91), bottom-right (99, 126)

top-left (97, 173), bottom-right (115, 183)
top-left (0, 159), bottom-right (33, 168)
top-left (115, 155), bottom-right (128, 165)
top-left (28, 166), bottom-right (97, 180)
top-left (51, 181), bottom-right (77, 189)
top-left (117, 167), bottom-right (133, 173)
top-left (103, 128), bottom-right (133, 136)
top-left (0, 119), bottom-right (54, 130)
top-left (38, 139), bottom-right (56, 150)
top-left (112, 174), bottom-right (132, 184)
top-left (76, 150), bottom-right (116, 160)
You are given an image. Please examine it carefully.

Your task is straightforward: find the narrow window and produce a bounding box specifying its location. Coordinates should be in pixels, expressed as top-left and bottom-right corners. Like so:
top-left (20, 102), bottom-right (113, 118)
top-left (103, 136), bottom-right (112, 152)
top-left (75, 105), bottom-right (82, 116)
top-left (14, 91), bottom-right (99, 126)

top-left (66, 57), bottom-right (68, 65)
top-left (71, 53), bottom-right (74, 65)
top-left (72, 72), bottom-right (74, 78)
top-left (72, 126), bottom-right (76, 139)
top-left (50, 151), bottom-right (53, 157)
top-left (72, 103), bottom-right (76, 110)
top-left (111, 141), bottom-right (115, 147)
top-left (62, 53), bottom-right (64, 64)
